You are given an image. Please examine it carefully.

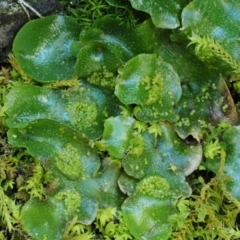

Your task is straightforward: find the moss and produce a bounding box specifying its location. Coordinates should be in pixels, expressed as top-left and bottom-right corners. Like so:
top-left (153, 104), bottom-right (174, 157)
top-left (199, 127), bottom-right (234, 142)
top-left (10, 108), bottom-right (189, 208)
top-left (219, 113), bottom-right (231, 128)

top-left (204, 139), bottom-right (222, 159)
top-left (46, 78), bottom-right (80, 88)
top-left (95, 207), bottom-right (134, 240)
top-left (19, 161), bottom-right (51, 200)
top-left (61, 0), bottom-right (136, 27)
top-left (0, 155), bottom-right (17, 180)
top-left (148, 122), bottom-right (162, 137)
top-left (0, 153), bottom-right (20, 233)
top-left (0, 185), bottom-right (20, 233)
top-left (3, 2), bottom-right (240, 238)
top-left (133, 120), bottom-right (147, 133)
top-left (62, 216), bottom-right (94, 239)
top-left (8, 54), bottom-right (32, 83)
top-left (170, 150), bottom-right (240, 239)
top-left (188, 32), bottom-right (240, 75)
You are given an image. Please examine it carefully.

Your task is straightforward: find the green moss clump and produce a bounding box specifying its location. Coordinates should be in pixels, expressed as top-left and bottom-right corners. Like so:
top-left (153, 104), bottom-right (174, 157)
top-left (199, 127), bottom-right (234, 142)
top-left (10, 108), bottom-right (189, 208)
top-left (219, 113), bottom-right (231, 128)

top-left (170, 151), bottom-right (240, 239)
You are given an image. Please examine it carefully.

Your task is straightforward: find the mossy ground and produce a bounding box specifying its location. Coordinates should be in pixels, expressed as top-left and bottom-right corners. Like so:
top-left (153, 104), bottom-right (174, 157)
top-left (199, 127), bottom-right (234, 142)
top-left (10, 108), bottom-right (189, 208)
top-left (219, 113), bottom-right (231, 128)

top-left (1, 1), bottom-right (240, 239)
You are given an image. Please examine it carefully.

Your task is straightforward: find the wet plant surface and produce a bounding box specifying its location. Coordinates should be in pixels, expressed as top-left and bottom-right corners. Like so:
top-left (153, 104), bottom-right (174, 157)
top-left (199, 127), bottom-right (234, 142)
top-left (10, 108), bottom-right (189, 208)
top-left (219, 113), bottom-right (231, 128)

top-left (1, 0), bottom-right (240, 239)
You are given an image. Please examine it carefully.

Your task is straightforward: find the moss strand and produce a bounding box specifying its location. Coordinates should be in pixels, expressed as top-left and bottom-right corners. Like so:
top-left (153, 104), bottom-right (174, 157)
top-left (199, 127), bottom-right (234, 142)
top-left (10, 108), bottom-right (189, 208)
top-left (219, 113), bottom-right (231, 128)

top-left (188, 33), bottom-right (240, 74)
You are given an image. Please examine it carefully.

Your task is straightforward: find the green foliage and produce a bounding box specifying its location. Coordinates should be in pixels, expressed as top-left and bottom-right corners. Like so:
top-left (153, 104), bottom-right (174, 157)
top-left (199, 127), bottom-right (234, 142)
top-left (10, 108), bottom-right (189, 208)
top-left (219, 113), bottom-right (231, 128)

top-left (62, 216), bottom-right (94, 239)
top-left (115, 54), bottom-right (181, 122)
top-left (0, 231), bottom-right (7, 240)
top-left (188, 33), bottom-right (240, 94)
top-left (73, 17), bottom-right (157, 84)
top-left (181, 0), bottom-right (240, 93)
top-left (0, 185), bottom-right (20, 233)
top-left (129, 0), bottom-right (187, 29)
top-left (181, 0), bottom-right (240, 43)
top-left (12, 16), bottom-right (81, 83)
top-left (203, 139), bottom-right (222, 160)
top-left (0, 67), bottom-right (10, 107)
top-left (188, 33), bottom-right (240, 75)
top-left (122, 191), bottom-right (177, 240)
top-left (95, 208), bottom-right (134, 240)
top-left (0, 139), bottom-right (20, 234)
top-left (19, 159), bottom-right (52, 200)
top-left (137, 176), bottom-right (170, 199)
top-left (147, 122), bottom-right (162, 138)
top-left (201, 122), bottom-right (230, 161)
top-left (20, 199), bottom-right (64, 240)
top-left (4, 82), bottom-right (120, 140)
top-left (169, 151), bottom-right (240, 240)
top-left (2, 0), bottom-right (240, 239)
top-left (61, 0), bottom-right (136, 27)
top-left (61, 208), bottom-right (134, 240)
top-left (87, 66), bottom-right (116, 89)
